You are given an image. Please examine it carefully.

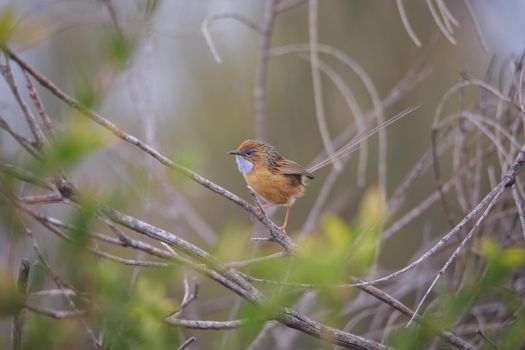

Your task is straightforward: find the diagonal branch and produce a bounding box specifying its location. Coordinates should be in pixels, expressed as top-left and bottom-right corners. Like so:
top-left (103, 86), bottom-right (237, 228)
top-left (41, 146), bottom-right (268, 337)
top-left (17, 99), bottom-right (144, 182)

top-left (4, 47), bottom-right (292, 251)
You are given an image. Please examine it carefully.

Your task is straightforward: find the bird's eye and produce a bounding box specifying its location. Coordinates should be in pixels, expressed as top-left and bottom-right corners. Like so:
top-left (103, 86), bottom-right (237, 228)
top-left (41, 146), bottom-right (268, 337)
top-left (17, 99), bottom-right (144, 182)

top-left (245, 148), bottom-right (254, 156)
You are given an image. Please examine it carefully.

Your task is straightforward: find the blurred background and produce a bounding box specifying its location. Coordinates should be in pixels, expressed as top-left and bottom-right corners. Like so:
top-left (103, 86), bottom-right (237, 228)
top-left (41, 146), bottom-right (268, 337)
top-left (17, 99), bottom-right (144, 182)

top-left (1, 1), bottom-right (525, 349)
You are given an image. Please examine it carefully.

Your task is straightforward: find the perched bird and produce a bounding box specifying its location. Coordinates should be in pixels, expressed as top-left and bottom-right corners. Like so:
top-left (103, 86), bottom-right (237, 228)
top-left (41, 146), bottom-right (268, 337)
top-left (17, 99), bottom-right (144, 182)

top-left (229, 105), bottom-right (419, 233)
top-left (228, 140), bottom-right (313, 232)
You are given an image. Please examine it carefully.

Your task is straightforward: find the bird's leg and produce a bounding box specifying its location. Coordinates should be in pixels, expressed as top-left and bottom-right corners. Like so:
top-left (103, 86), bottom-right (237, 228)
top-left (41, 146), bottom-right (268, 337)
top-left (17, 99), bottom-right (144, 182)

top-left (247, 186), bottom-right (272, 216)
top-left (279, 206), bottom-right (291, 234)
top-left (256, 203), bottom-right (278, 217)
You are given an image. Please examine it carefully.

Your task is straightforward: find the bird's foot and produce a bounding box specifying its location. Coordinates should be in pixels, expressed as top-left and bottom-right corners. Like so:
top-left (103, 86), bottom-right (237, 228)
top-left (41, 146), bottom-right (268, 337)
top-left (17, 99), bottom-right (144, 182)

top-left (256, 206), bottom-right (267, 217)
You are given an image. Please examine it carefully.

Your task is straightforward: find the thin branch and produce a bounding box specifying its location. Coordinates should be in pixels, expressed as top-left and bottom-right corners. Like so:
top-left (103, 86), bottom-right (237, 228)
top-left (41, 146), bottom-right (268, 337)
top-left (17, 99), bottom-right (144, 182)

top-left (167, 274), bottom-right (199, 318)
top-left (435, 0), bottom-right (459, 32)
top-left (511, 184), bottom-right (525, 240)
top-left (201, 12), bottom-right (261, 64)
top-left (383, 180), bottom-right (454, 241)
top-left (309, 0), bottom-right (342, 171)
top-left (165, 317), bottom-right (246, 330)
top-left (407, 185), bottom-right (505, 326)
top-left (11, 259), bottom-right (30, 350)
top-left (299, 54), bottom-right (367, 185)
top-left (24, 304), bottom-right (85, 319)
top-left (396, 0), bottom-right (422, 47)
top-left (24, 196), bottom-right (388, 349)
top-left (353, 144), bottom-right (525, 287)
top-left (177, 337), bottom-right (196, 350)
top-left (4, 47), bottom-right (293, 251)
top-left (17, 220), bottom-right (100, 349)
top-left (0, 163), bottom-right (52, 190)
top-left (275, 0), bottom-right (306, 13)
top-left (22, 69), bottom-right (54, 139)
top-left (226, 252), bottom-right (288, 268)
top-left (254, 0), bottom-right (278, 140)
top-left (462, 0), bottom-right (489, 54)
top-left (269, 43), bottom-right (385, 189)
top-left (29, 289), bottom-right (77, 298)
top-left (0, 60), bottom-right (45, 147)
top-left (102, 0), bottom-right (122, 33)
top-left (0, 117), bottom-right (41, 159)
top-left (425, 0), bottom-right (457, 45)
top-left (358, 284), bottom-right (475, 350)
top-left (21, 193), bottom-right (63, 204)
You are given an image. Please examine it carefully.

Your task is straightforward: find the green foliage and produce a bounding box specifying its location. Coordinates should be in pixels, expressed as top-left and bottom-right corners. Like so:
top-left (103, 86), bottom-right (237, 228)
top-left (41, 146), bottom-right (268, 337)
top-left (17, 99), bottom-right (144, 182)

top-left (0, 269), bottom-right (23, 316)
top-left (241, 187), bottom-right (385, 330)
top-left (24, 314), bottom-right (82, 349)
top-left (292, 187), bottom-right (384, 286)
top-left (0, 173), bottom-right (23, 236)
top-left (168, 146), bottom-right (207, 189)
top-left (389, 239), bottom-right (525, 348)
top-left (0, 6), bottom-right (16, 47)
top-left (66, 194), bottom-right (100, 251)
top-left (106, 31), bottom-right (135, 70)
top-left (37, 117), bottom-right (107, 175)
top-left (74, 73), bottom-right (100, 110)
top-left (89, 262), bottom-right (179, 350)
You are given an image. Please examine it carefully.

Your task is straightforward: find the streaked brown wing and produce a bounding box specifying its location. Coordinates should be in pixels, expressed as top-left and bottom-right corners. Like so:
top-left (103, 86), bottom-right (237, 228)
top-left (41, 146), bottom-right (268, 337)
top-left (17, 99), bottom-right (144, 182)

top-left (278, 159), bottom-right (314, 179)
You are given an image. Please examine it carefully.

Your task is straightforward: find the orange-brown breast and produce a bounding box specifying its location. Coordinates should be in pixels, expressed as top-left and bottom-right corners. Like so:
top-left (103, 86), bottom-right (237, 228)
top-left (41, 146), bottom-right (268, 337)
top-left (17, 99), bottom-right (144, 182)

top-left (243, 162), bottom-right (304, 206)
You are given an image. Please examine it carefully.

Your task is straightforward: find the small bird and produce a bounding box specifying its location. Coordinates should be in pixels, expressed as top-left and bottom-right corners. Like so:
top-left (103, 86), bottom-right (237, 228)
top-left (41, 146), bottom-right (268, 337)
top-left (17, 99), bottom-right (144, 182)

top-left (228, 140), bottom-right (313, 232)
top-left (229, 105), bottom-right (419, 233)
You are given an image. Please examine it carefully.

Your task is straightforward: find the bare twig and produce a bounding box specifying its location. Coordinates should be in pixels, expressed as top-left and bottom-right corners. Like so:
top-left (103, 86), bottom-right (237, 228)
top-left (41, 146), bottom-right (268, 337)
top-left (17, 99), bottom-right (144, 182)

top-left (308, 0), bottom-right (342, 171)
top-left (177, 336), bottom-right (196, 350)
top-left (16, 220), bottom-right (100, 349)
top-left (11, 259), bottom-right (30, 350)
top-left (202, 12), bottom-right (261, 64)
top-left (511, 184), bottom-right (525, 240)
top-left (26, 198), bottom-right (388, 349)
top-left (29, 289), bottom-right (77, 298)
top-left (21, 193), bottom-right (63, 204)
top-left (244, 275), bottom-right (474, 349)
top-left (167, 274), bottom-right (199, 317)
top-left (353, 144), bottom-right (525, 287)
top-left (24, 304), bottom-right (84, 319)
top-left (0, 116), bottom-right (41, 159)
top-left (425, 0), bottom-right (457, 45)
top-left (0, 163), bottom-right (52, 190)
top-left (269, 43), bottom-right (385, 189)
top-left (396, 0), bottom-right (422, 47)
top-left (166, 317), bottom-right (246, 330)
top-left (462, 0), bottom-right (489, 54)
top-left (102, 0), bottom-right (122, 33)
top-left (0, 60), bottom-right (45, 147)
top-left (275, 0), bottom-right (306, 13)
top-left (225, 251), bottom-right (287, 268)
top-left (299, 54), bottom-right (367, 185)
top-left (254, 0), bottom-right (278, 140)
top-left (22, 70), bottom-right (54, 139)
top-left (4, 47), bottom-right (293, 251)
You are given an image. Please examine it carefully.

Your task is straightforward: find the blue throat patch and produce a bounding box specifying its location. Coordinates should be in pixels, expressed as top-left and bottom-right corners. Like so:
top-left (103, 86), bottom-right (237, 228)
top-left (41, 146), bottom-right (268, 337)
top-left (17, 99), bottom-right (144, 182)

top-left (235, 155), bottom-right (254, 173)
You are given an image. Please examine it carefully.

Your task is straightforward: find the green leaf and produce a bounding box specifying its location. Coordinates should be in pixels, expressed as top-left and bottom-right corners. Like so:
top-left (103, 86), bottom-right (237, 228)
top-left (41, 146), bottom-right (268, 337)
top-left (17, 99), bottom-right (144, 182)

top-left (39, 117), bottom-right (107, 174)
top-left (0, 7), bottom-right (16, 47)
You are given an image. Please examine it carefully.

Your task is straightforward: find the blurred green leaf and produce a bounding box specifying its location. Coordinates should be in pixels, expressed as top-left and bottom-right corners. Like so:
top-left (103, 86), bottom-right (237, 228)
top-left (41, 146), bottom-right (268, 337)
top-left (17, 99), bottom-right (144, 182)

top-left (0, 269), bottom-right (23, 316)
top-left (66, 194), bottom-right (100, 250)
top-left (38, 117), bottom-right (107, 174)
top-left (90, 261), bottom-right (180, 350)
top-left (106, 31), bottom-right (135, 70)
top-left (0, 7), bottom-right (16, 47)
top-left (74, 73), bottom-right (100, 110)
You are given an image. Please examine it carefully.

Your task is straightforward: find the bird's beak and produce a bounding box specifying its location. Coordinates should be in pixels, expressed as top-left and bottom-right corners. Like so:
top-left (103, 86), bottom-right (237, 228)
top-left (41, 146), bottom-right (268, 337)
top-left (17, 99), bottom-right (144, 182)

top-left (228, 150), bottom-right (240, 155)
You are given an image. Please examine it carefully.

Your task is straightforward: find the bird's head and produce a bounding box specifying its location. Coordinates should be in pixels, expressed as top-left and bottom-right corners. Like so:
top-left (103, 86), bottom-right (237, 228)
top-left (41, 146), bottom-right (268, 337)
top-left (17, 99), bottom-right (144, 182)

top-left (228, 140), bottom-right (266, 173)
